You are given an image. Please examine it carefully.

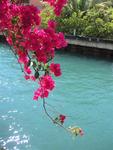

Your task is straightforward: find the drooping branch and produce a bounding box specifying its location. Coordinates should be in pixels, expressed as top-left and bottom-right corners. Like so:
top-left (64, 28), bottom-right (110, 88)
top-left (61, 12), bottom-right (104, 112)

top-left (0, 0), bottom-right (84, 137)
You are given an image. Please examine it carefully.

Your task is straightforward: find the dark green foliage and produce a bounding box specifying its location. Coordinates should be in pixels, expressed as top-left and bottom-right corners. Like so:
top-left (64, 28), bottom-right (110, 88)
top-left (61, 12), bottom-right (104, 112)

top-left (56, 3), bottom-right (113, 39)
top-left (34, 70), bottom-right (39, 79)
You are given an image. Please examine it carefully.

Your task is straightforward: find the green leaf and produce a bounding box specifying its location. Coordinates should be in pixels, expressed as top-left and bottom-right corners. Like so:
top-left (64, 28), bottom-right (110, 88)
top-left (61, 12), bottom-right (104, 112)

top-left (27, 60), bottom-right (31, 67)
top-left (38, 64), bottom-right (42, 70)
top-left (11, 16), bottom-right (19, 25)
top-left (32, 61), bottom-right (37, 68)
top-left (34, 71), bottom-right (39, 79)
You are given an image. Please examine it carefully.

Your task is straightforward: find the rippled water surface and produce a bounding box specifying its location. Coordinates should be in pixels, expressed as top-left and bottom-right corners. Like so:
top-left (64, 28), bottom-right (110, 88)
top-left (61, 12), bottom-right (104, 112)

top-left (0, 43), bottom-right (113, 150)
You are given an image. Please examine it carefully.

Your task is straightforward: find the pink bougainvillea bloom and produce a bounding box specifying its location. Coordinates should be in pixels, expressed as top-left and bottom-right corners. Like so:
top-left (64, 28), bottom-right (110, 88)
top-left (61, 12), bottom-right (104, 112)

top-left (48, 20), bottom-right (57, 30)
top-left (24, 66), bottom-right (32, 74)
top-left (24, 75), bottom-right (30, 80)
top-left (33, 89), bottom-right (41, 100)
top-left (43, 0), bottom-right (67, 16)
top-left (55, 32), bottom-right (68, 49)
top-left (59, 114), bottom-right (66, 124)
top-left (33, 87), bottom-right (49, 100)
top-left (40, 88), bottom-right (49, 98)
top-left (40, 75), bottom-right (55, 91)
top-left (30, 76), bottom-right (36, 81)
top-left (33, 75), bottom-right (55, 100)
top-left (50, 63), bottom-right (61, 77)
top-left (25, 75), bottom-right (36, 81)
top-left (21, 5), bottom-right (41, 29)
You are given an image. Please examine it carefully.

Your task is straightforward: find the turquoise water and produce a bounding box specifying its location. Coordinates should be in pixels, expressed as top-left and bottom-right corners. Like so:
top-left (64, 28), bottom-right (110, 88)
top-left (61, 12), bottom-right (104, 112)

top-left (0, 43), bottom-right (113, 150)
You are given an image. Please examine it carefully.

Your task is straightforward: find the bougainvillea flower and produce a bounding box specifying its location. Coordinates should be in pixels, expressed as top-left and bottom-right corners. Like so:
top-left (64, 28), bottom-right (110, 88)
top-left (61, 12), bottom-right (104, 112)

top-left (59, 114), bottom-right (66, 124)
top-left (50, 63), bottom-right (61, 77)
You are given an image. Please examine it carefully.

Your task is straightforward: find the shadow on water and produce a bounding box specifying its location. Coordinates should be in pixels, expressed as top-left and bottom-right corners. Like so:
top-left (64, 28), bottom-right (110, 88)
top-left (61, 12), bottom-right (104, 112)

top-left (56, 49), bottom-right (113, 63)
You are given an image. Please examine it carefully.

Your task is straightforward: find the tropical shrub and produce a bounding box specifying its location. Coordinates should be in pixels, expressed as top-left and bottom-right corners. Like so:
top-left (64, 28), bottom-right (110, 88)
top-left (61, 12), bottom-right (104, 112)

top-left (57, 3), bottom-right (113, 39)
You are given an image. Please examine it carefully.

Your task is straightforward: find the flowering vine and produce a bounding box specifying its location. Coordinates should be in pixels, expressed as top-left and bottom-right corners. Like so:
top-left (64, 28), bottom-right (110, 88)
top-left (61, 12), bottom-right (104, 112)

top-left (0, 0), bottom-right (83, 136)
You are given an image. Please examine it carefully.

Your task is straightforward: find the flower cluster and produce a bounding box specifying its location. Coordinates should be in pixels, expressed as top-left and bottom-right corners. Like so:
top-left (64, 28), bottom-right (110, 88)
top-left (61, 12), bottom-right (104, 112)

top-left (43, 0), bottom-right (67, 16)
top-left (33, 75), bottom-right (55, 100)
top-left (59, 114), bottom-right (66, 124)
top-left (54, 114), bottom-right (66, 125)
top-left (0, 0), bottom-right (67, 100)
top-left (50, 63), bottom-right (61, 76)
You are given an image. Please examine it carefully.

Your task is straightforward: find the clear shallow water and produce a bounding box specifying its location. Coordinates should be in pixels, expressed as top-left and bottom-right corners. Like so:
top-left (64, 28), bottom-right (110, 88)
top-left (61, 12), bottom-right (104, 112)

top-left (0, 43), bottom-right (113, 150)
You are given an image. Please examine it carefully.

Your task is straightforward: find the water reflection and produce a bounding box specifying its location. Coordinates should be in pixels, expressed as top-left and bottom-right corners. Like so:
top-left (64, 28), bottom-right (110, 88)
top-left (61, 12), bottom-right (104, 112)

top-left (0, 108), bottom-right (30, 150)
top-left (0, 134), bottom-right (30, 150)
top-left (1, 44), bottom-right (113, 150)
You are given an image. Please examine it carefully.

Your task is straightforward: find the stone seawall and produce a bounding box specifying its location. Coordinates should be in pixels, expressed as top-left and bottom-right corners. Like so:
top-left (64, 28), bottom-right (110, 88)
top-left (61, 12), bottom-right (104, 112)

top-left (64, 35), bottom-right (113, 60)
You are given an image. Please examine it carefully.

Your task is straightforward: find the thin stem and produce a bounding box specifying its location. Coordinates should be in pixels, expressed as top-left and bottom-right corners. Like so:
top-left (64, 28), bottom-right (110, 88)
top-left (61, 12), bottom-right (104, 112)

top-left (45, 102), bottom-right (61, 115)
top-left (42, 96), bottom-right (70, 132)
top-left (43, 98), bottom-right (55, 122)
top-left (3, 31), bottom-right (25, 74)
top-left (38, 75), bottom-right (69, 132)
top-left (9, 46), bottom-right (25, 74)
